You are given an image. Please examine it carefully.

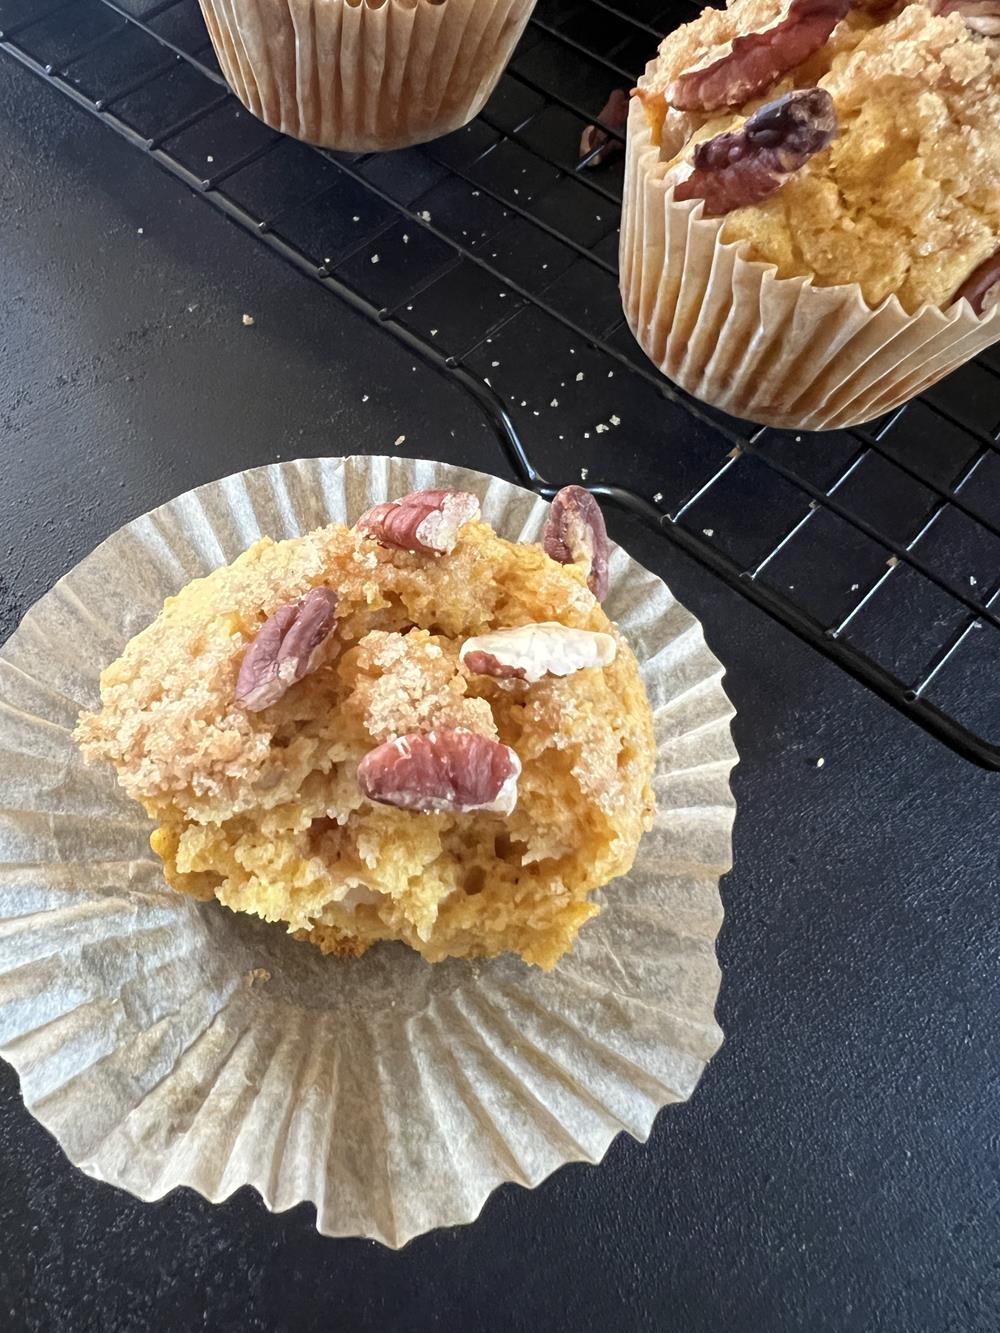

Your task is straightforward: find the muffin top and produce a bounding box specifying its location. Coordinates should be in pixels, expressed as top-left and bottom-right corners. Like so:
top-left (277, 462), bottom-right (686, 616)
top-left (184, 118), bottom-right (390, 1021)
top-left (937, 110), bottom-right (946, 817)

top-left (638, 0), bottom-right (1000, 311)
top-left (76, 488), bottom-right (656, 970)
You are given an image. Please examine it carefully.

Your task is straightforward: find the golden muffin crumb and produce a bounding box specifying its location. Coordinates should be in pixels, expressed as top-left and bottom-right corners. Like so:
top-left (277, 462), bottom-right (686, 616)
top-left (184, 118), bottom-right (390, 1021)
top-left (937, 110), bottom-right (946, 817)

top-left (76, 509), bottom-right (656, 970)
top-left (641, 0), bottom-right (1000, 310)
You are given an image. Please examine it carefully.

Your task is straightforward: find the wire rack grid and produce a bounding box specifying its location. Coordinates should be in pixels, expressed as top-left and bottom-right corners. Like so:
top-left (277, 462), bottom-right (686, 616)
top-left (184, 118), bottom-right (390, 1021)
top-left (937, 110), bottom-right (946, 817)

top-left (2, 0), bottom-right (1000, 768)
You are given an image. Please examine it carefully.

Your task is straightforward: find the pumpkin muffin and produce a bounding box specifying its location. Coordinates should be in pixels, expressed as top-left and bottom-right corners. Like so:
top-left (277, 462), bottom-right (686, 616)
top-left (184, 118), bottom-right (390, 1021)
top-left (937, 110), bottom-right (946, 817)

top-left (76, 486), bottom-right (655, 969)
top-left (197, 0), bottom-right (537, 152)
top-left (621, 0), bottom-right (1000, 428)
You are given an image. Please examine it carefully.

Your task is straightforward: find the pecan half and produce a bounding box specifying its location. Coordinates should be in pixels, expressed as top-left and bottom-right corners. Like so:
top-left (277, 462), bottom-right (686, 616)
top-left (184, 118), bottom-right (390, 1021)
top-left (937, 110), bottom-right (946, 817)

top-left (357, 729), bottom-right (521, 815)
top-left (542, 486), bottom-right (611, 601)
top-left (930, 0), bottom-right (1000, 34)
top-left (579, 89), bottom-right (629, 169)
top-left (667, 0), bottom-right (850, 112)
top-left (671, 88), bottom-right (837, 216)
top-left (460, 622), bottom-right (617, 683)
top-left (951, 250), bottom-right (1000, 315)
top-left (236, 586), bottom-right (339, 711)
top-left (356, 489), bottom-right (481, 554)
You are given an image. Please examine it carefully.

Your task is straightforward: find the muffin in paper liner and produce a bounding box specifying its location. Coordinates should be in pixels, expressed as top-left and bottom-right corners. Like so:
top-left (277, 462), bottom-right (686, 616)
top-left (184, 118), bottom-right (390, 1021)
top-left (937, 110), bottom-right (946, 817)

top-left (620, 91), bottom-right (1000, 432)
top-left (0, 456), bottom-right (736, 1246)
top-left (198, 0), bottom-right (536, 152)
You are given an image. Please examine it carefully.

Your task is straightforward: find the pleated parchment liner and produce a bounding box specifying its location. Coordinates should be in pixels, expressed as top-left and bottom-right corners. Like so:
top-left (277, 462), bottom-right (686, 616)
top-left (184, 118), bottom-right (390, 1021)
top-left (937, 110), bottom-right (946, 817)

top-left (0, 456), bottom-right (736, 1247)
top-left (198, 0), bottom-right (537, 152)
top-left (620, 92), bottom-right (1000, 432)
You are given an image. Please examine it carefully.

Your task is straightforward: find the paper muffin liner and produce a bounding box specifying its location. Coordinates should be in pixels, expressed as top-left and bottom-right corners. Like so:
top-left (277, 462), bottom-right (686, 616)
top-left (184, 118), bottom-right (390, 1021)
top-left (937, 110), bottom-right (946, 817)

top-left (198, 0), bottom-right (536, 151)
top-left (620, 91), bottom-right (1000, 431)
top-left (0, 456), bottom-right (736, 1246)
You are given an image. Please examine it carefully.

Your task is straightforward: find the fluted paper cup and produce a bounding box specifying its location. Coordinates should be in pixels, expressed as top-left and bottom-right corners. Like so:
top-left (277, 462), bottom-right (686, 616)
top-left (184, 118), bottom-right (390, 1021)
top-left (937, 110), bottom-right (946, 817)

top-left (198, 0), bottom-right (536, 152)
top-left (0, 456), bottom-right (736, 1246)
top-left (620, 89), bottom-right (1000, 431)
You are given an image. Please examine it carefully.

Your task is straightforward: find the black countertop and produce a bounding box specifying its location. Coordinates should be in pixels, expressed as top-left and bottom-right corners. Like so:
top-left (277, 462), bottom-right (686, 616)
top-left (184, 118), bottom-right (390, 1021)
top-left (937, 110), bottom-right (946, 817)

top-left (2, 53), bottom-right (999, 1333)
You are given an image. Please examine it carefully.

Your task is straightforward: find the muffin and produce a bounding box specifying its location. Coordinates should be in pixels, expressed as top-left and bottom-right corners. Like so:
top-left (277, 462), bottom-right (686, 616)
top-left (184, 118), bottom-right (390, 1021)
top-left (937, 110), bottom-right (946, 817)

top-left (621, 0), bottom-right (1000, 429)
top-left (1, 458), bottom-right (735, 1243)
top-left (75, 486), bottom-right (655, 970)
top-left (198, 0), bottom-right (537, 151)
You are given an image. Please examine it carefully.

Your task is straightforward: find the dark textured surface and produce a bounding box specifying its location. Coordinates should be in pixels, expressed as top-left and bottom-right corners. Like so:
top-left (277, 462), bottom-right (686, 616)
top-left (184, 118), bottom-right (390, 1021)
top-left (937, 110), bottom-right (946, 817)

top-left (2, 54), bottom-right (999, 1333)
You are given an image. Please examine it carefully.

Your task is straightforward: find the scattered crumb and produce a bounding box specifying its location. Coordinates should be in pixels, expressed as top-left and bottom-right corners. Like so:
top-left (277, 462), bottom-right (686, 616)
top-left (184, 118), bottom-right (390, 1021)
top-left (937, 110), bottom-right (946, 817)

top-left (970, 575), bottom-right (977, 586)
top-left (352, 215), bottom-right (360, 222)
top-left (887, 555), bottom-right (899, 568)
top-left (850, 582), bottom-right (859, 592)
top-left (242, 313), bottom-right (255, 326)
top-left (580, 467), bottom-right (589, 480)
top-left (492, 360), bottom-right (500, 367)
top-left (584, 432), bottom-right (590, 439)
top-left (596, 423), bottom-right (608, 434)
top-left (813, 757), bottom-right (825, 769)
top-left (430, 329), bottom-right (438, 336)
top-left (653, 492), bottom-right (664, 503)
top-left (136, 227), bottom-right (144, 235)
top-left (702, 528), bottom-right (714, 537)
top-left (575, 372), bottom-right (584, 382)
top-left (370, 254), bottom-right (380, 264)
top-left (795, 435), bottom-right (802, 442)
top-left (558, 434), bottom-right (564, 440)
top-left (245, 967), bottom-right (271, 987)
top-left (533, 410), bottom-right (540, 416)
top-left (607, 370), bottom-right (613, 378)
top-left (550, 398), bottom-right (559, 407)
top-left (394, 434), bottom-right (406, 447)
top-left (499, 292), bottom-right (507, 298)
top-left (403, 234), bottom-right (409, 244)
top-left (484, 377), bottom-right (491, 386)
top-left (362, 394), bottom-right (369, 403)
top-left (418, 210), bottom-right (432, 222)
top-left (610, 415), bottom-right (621, 427)
top-left (207, 154), bottom-right (214, 163)
top-left (472, 190), bottom-right (480, 197)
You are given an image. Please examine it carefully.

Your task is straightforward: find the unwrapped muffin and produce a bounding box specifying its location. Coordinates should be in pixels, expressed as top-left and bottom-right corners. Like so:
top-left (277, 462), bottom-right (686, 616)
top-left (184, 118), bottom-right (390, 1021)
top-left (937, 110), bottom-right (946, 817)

top-left (198, 0), bottom-right (537, 151)
top-left (75, 486), bottom-right (655, 970)
top-left (621, 0), bottom-right (1000, 429)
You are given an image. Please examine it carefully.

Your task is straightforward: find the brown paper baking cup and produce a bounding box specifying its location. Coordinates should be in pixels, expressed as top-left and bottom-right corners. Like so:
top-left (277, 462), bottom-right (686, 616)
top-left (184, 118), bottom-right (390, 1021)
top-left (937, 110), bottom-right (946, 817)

top-left (198, 0), bottom-right (536, 151)
top-left (0, 456), bottom-right (736, 1245)
top-left (620, 92), bottom-right (1000, 431)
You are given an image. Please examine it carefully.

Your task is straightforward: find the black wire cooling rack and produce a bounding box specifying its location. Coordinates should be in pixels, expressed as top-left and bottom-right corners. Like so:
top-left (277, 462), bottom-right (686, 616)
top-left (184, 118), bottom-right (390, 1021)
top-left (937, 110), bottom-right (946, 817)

top-left (3, 0), bottom-right (1000, 767)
